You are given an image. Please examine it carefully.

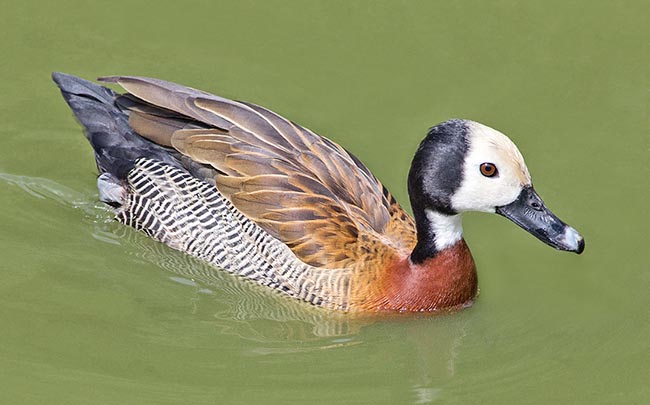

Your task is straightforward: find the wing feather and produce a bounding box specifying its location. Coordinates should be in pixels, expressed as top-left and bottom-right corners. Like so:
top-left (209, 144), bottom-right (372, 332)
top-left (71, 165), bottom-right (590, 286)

top-left (104, 76), bottom-right (417, 268)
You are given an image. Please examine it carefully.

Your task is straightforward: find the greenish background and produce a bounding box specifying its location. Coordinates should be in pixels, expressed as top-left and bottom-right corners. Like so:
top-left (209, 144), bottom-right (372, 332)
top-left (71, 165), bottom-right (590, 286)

top-left (1, 1), bottom-right (648, 403)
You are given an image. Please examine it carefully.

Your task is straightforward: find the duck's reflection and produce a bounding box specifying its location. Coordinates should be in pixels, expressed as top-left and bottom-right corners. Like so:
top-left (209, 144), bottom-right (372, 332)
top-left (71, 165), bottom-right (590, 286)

top-left (402, 314), bottom-right (469, 403)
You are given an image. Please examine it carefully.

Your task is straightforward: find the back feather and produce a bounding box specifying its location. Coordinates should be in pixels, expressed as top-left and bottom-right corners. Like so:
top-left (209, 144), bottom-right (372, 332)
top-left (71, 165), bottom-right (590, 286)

top-left (99, 76), bottom-right (417, 268)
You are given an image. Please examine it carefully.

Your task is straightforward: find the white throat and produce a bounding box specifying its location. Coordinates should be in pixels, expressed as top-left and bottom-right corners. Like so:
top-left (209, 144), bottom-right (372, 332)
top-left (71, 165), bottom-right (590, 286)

top-left (424, 208), bottom-right (463, 250)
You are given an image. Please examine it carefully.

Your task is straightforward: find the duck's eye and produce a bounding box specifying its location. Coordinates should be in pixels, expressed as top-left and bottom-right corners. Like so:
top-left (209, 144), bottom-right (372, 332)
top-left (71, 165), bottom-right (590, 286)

top-left (480, 162), bottom-right (498, 177)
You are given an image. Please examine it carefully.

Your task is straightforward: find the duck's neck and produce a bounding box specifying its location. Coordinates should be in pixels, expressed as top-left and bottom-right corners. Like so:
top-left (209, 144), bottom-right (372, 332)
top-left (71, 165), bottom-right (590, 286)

top-left (410, 207), bottom-right (464, 264)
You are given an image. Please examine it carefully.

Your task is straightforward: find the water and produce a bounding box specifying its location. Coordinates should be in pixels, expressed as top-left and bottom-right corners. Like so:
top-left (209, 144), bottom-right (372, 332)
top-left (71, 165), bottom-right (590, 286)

top-left (1, 1), bottom-right (648, 403)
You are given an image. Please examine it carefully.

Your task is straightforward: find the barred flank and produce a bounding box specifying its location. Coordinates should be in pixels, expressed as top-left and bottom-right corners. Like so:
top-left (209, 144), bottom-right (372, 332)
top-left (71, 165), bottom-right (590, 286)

top-left (117, 158), bottom-right (352, 310)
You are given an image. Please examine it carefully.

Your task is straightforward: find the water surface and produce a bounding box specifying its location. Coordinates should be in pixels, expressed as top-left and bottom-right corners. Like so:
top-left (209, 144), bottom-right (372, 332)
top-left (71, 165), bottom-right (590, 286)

top-left (1, 1), bottom-right (648, 403)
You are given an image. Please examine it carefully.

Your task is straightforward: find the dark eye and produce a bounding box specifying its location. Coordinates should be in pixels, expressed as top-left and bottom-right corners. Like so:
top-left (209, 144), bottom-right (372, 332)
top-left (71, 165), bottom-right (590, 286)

top-left (480, 162), bottom-right (498, 177)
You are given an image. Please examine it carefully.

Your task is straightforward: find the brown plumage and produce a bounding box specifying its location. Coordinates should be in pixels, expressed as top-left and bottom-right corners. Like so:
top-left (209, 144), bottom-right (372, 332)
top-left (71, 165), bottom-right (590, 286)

top-left (55, 72), bottom-right (583, 313)
top-left (101, 76), bottom-right (417, 272)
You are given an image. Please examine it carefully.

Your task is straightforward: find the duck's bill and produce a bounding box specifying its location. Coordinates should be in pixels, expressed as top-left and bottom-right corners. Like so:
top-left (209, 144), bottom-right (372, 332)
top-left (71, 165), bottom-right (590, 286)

top-left (496, 186), bottom-right (585, 254)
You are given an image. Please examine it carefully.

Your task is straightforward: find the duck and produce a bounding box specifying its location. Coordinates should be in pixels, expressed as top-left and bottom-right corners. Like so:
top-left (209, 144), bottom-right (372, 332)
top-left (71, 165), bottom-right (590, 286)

top-left (52, 72), bottom-right (584, 312)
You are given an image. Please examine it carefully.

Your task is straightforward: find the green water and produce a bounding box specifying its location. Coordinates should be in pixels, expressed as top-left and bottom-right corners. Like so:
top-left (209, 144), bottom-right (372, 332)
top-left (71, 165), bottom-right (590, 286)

top-left (1, 1), bottom-right (648, 403)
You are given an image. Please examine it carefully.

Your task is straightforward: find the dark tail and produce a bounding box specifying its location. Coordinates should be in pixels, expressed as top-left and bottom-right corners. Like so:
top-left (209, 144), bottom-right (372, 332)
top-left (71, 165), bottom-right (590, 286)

top-left (52, 72), bottom-right (178, 180)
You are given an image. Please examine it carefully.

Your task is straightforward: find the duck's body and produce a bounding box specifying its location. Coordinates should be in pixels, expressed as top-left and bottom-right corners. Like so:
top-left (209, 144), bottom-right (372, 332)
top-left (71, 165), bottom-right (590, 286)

top-left (53, 73), bottom-right (583, 312)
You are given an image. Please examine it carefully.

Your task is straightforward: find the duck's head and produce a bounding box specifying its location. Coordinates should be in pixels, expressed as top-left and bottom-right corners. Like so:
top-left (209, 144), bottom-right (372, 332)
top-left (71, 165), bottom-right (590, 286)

top-left (408, 119), bottom-right (584, 263)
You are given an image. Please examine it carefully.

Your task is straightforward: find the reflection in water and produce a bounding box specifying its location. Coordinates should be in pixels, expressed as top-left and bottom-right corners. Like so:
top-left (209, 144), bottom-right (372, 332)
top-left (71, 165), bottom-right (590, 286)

top-left (403, 315), bottom-right (469, 403)
top-left (412, 387), bottom-right (441, 404)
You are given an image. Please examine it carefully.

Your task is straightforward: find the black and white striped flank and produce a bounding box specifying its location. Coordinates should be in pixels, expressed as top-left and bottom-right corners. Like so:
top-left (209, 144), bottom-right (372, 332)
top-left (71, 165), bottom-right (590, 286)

top-left (116, 158), bottom-right (353, 310)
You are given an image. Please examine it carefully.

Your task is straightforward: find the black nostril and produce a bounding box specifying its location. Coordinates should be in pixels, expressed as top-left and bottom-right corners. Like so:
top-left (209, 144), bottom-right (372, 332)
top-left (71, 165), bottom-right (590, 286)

top-left (530, 201), bottom-right (542, 211)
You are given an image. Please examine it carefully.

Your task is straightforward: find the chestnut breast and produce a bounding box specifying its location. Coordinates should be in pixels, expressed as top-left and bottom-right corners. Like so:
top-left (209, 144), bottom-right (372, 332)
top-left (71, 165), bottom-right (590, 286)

top-left (351, 239), bottom-right (478, 312)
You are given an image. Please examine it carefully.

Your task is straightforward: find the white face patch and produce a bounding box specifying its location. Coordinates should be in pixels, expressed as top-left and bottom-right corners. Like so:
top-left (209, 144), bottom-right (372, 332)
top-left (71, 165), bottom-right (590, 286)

top-left (425, 209), bottom-right (463, 250)
top-left (451, 121), bottom-right (532, 213)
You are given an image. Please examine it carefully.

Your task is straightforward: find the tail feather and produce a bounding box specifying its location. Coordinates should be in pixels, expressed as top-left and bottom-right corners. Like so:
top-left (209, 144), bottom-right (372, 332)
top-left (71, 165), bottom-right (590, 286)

top-left (52, 72), bottom-right (180, 180)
